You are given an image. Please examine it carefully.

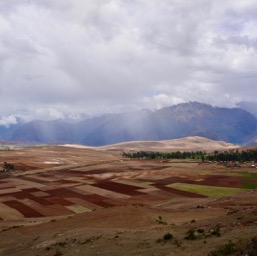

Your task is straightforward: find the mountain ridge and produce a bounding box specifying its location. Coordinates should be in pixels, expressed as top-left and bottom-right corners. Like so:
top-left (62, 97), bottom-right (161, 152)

top-left (1, 102), bottom-right (257, 146)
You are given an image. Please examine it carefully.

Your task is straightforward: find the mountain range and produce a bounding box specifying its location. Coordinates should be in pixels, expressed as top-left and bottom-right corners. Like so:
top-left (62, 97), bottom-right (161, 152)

top-left (1, 102), bottom-right (257, 146)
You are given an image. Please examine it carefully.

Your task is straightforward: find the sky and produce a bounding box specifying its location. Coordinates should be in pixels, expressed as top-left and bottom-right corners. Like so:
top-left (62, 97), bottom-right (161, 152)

top-left (0, 0), bottom-right (257, 125)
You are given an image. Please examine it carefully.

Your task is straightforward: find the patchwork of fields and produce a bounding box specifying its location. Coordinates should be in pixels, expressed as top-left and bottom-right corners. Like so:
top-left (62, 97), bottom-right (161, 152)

top-left (0, 147), bottom-right (256, 221)
top-left (1, 146), bottom-right (257, 256)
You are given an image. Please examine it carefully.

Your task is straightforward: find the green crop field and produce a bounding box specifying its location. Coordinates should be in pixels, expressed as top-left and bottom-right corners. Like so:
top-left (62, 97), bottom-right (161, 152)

top-left (242, 182), bottom-right (257, 189)
top-left (238, 173), bottom-right (257, 179)
top-left (167, 183), bottom-right (243, 197)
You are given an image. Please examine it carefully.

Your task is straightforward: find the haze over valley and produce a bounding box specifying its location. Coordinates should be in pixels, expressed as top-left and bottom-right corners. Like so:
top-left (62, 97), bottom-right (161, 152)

top-left (1, 102), bottom-right (257, 147)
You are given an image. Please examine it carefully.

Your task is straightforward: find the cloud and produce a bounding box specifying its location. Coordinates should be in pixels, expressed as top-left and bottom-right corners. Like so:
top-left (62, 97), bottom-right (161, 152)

top-left (0, 0), bottom-right (257, 120)
top-left (0, 115), bottom-right (17, 127)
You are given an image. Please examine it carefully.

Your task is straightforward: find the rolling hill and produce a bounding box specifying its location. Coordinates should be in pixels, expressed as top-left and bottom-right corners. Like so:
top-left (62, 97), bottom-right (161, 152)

top-left (63, 136), bottom-right (238, 153)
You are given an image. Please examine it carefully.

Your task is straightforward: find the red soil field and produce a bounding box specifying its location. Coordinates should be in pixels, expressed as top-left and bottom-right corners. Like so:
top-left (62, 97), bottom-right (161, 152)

top-left (46, 197), bottom-right (74, 206)
top-left (94, 181), bottom-right (145, 196)
top-left (4, 200), bottom-right (44, 218)
top-left (83, 194), bottom-right (114, 207)
top-left (19, 176), bottom-right (49, 184)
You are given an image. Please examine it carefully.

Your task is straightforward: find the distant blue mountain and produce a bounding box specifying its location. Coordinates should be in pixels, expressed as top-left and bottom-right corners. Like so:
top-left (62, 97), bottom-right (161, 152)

top-left (0, 102), bottom-right (256, 146)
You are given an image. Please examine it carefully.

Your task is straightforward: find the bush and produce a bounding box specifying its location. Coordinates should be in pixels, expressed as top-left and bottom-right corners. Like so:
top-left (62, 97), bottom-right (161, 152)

top-left (184, 229), bottom-right (199, 240)
top-left (156, 216), bottom-right (167, 225)
top-left (210, 225), bottom-right (221, 237)
top-left (163, 233), bottom-right (173, 241)
top-left (208, 241), bottom-right (237, 256)
top-left (2, 162), bottom-right (14, 172)
top-left (156, 232), bottom-right (174, 243)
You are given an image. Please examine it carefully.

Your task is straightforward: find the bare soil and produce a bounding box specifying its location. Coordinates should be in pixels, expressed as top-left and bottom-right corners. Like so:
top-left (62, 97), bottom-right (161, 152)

top-left (0, 146), bottom-right (256, 256)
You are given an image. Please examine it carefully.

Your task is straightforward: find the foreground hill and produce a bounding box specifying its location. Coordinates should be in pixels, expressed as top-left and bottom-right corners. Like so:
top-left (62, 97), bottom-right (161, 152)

top-left (1, 102), bottom-right (257, 145)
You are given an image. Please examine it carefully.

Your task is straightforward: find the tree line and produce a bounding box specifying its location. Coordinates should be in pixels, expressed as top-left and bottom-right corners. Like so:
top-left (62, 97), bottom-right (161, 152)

top-left (122, 149), bottom-right (257, 163)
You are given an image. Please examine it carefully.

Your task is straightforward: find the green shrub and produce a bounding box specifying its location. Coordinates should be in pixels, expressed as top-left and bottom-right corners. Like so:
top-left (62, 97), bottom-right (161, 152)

top-left (243, 182), bottom-right (257, 189)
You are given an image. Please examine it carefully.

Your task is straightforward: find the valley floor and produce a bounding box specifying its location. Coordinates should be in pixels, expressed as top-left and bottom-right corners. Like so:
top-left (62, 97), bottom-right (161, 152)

top-left (0, 146), bottom-right (257, 255)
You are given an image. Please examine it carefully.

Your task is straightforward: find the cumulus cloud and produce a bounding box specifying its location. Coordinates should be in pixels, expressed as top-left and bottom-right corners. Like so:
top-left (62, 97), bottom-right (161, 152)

top-left (0, 0), bottom-right (257, 120)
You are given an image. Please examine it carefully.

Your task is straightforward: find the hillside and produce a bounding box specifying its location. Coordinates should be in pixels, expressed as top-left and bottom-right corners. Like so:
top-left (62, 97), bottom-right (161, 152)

top-left (64, 136), bottom-right (238, 153)
top-left (110, 102), bottom-right (257, 145)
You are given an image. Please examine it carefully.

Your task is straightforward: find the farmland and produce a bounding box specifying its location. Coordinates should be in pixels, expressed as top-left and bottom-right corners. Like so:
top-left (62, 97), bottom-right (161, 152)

top-left (0, 145), bottom-right (257, 255)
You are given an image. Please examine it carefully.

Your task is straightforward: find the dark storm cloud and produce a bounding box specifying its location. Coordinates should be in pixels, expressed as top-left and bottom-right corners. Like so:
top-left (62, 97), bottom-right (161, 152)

top-left (0, 0), bottom-right (257, 124)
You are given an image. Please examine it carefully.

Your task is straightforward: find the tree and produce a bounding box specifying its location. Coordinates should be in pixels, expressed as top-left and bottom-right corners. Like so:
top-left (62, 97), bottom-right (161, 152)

top-left (3, 162), bottom-right (14, 173)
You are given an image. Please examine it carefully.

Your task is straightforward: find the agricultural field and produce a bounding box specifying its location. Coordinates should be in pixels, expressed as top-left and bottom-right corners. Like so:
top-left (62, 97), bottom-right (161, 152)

top-left (0, 145), bottom-right (257, 255)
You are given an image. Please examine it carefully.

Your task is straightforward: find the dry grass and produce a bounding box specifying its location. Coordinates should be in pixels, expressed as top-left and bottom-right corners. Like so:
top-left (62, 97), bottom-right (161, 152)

top-left (62, 136), bottom-right (238, 152)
